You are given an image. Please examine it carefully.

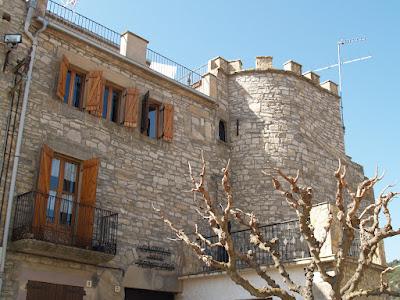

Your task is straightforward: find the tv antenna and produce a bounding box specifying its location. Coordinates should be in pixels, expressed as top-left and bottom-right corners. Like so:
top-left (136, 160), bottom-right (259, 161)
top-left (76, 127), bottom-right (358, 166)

top-left (60, 0), bottom-right (79, 10)
top-left (313, 37), bottom-right (372, 132)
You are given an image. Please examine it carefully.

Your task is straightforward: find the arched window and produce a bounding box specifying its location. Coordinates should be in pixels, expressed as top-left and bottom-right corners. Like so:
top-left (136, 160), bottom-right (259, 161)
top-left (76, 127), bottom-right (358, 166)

top-left (219, 120), bottom-right (226, 142)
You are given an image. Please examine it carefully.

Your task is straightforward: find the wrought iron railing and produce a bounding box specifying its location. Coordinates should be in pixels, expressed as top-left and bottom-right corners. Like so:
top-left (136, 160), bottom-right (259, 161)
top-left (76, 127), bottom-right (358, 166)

top-left (12, 191), bottom-right (118, 255)
top-left (146, 49), bottom-right (203, 86)
top-left (186, 220), bottom-right (311, 275)
top-left (183, 219), bottom-right (364, 275)
top-left (46, 0), bottom-right (121, 47)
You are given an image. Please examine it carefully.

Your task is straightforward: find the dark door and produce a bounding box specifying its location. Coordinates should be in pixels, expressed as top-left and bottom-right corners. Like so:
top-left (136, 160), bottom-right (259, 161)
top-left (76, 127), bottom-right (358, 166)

top-left (125, 288), bottom-right (175, 300)
top-left (26, 281), bottom-right (85, 300)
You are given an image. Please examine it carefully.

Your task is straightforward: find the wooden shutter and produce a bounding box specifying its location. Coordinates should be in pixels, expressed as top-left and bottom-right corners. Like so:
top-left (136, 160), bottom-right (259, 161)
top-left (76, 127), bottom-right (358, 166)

top-left (117, 90), bottom-right (126, 125)
top-left (76, 158), bottom-right (99, 248)
top-left (56, 55), bottom-right (69, 100)
top-left (140, 91), bottom-right (150, 133)
top-left (163, 103), bottom-right (174, 141)
top-left (33, 145), bottom-right (54, 230)
top-left (85, 71), bottom-right (103, 116)
top-left (124, 88), bottom-right (139, 128)
top-left (157, 105), bottom-right (164, 139)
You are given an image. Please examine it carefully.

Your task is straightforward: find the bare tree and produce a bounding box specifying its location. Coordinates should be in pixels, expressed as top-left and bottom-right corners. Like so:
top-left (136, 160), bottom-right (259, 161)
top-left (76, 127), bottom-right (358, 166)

top-left (154, 155), bottom-right (400, 299)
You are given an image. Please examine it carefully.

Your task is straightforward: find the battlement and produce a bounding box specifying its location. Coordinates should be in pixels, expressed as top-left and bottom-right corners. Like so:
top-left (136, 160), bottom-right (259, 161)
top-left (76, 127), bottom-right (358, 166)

top-left (206, 56), bottom-right (339, 96)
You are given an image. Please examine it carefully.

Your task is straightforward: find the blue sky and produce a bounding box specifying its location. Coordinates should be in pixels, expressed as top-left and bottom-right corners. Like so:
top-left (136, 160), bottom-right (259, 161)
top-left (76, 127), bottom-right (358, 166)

top-left (69, 0), bottom-right (400, 261)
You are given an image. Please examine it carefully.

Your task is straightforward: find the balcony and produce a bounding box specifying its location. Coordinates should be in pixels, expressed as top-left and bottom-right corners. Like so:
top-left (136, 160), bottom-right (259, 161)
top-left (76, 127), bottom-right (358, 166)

top-left (181, 220), bottom-right (311, 276)
top-left (11, 191), bottom-right (118, 264)
top-left (180, 203), bottom-right (369, 276)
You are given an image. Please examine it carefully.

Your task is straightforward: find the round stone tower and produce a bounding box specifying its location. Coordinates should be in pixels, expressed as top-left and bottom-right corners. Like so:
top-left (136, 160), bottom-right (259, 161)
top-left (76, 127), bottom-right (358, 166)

top-left (207, 56), bottom-right (366, 223)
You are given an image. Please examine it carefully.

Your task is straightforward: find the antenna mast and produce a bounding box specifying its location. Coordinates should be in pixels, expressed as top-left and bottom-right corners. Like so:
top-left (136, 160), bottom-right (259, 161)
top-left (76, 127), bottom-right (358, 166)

top-left (313, 37), bottom-right (371, 132)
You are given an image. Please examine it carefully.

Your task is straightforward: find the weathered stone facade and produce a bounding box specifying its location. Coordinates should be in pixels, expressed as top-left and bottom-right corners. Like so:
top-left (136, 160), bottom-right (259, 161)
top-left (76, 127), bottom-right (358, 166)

top-left (0, 1), bottom-right (385, 299)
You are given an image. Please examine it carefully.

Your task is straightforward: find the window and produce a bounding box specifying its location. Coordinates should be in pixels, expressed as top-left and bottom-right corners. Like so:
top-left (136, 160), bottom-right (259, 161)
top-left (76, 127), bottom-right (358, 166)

top-left (140, 91), bottom-right (174, 141)
top-left (63, 68), bottom-right (85, 108)
top-left (57, 55), bottom-right (86, 109)
top-left (219, 120), bottom-right (227, 142)
top-left (47, 154), bottom-right (79, 226)
top-left (102, 84), bottom-right (121, 123)
top-left (140, 92), bottom-right (164, 139)
top-left (147, 102), bottom-right (162, 138)
top-left (35, 145), bottom-right (100, 248)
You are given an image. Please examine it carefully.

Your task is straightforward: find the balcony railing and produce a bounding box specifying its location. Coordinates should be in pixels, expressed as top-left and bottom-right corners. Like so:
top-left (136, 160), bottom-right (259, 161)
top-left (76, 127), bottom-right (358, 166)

top-left (184, 220), bottom-right (311, 275)
top-left (12, 191), bottom-right (118, 255)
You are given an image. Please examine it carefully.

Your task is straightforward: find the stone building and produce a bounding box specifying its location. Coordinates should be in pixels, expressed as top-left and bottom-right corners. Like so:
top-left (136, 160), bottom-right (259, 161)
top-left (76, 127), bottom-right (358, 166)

top-left (0, 0), bottom-right (386, 299)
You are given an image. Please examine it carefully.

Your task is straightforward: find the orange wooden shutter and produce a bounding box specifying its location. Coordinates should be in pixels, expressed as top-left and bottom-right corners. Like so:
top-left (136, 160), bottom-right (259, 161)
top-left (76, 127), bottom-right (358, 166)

top-left (157, 105), bottom-right (164, 139)
top-left (124, 88), bottom-right (139, 128)
top-left (117, 90), bottom-right (126, 125)
top-left (76, 158), bottom-right (99, 248)
top-left (56, 55), bottom-right (69, 100)
top-left (85, 71), bottom-right (103, 116)
top-left (33, 144), bottom-right (54, 230)
top-left (163, 103), bottom-right (174, 141)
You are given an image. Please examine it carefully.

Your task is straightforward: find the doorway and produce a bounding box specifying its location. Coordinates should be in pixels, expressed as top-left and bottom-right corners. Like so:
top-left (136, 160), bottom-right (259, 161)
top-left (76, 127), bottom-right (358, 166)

top-left (125, 288), bottom-right (175, 300)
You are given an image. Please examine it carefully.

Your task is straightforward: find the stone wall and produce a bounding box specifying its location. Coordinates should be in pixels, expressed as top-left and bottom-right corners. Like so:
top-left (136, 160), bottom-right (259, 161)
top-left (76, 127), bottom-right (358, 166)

top-left (226, 66), bottom-right (368, 222)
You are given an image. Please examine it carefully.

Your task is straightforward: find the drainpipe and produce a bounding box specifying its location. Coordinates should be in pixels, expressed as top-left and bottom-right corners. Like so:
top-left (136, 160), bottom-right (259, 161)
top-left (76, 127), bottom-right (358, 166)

top-left (0, 1), bottom-right (47, 294)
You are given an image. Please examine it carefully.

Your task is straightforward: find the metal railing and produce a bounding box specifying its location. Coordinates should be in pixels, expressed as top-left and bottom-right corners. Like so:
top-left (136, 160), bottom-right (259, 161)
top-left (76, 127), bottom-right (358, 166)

top-left (146, 49), bottom-right (204, 86)
top-left (12, 191), bottom-right (118, 255)
top-left (186, 220), bottom-right (311, 275)
top-left (46, 0), bottom-right (121, 47)
top-left (45, 1), bottom-right (208, 89)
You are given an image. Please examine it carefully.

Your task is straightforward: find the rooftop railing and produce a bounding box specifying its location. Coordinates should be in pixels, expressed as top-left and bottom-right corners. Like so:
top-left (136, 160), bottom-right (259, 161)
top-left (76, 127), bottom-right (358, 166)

top-left (46, 0), bottom-right (207, 89)
top-left (47, 0), bottom-right (121, 47)
top-left (12, 191), bottom-right (118, 255)
top-left (146, 49), bottom-right (203, 86)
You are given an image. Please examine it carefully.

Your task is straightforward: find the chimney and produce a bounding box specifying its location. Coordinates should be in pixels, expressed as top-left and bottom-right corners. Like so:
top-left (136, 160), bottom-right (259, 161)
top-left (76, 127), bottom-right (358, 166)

top-left (283, 60), bottom-right (302, 75)
top-left (120, 31), bottom-right (149, 65)
top-left (255, 56), bottom-right (273, 70)
top-left (303, 71), bottom-right (320, 84)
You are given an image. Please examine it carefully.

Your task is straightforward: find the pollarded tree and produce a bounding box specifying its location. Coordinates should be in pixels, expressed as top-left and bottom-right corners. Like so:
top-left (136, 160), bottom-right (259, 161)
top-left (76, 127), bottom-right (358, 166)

top-left (154, 154), bottom-right (400, 300)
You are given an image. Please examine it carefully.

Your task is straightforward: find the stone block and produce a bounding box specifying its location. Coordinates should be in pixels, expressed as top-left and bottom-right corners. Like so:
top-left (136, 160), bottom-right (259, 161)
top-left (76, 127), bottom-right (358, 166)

top-left (228, 60), bottom-right (243, 73)
top-left (255, 56), bottom-right (273, 70)
top-left (320, 80), bottom-right (339, 95)
top-left (303, 71), bottom-right (320, 84)
top-left (283, 60), bottom-right (302, 75)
